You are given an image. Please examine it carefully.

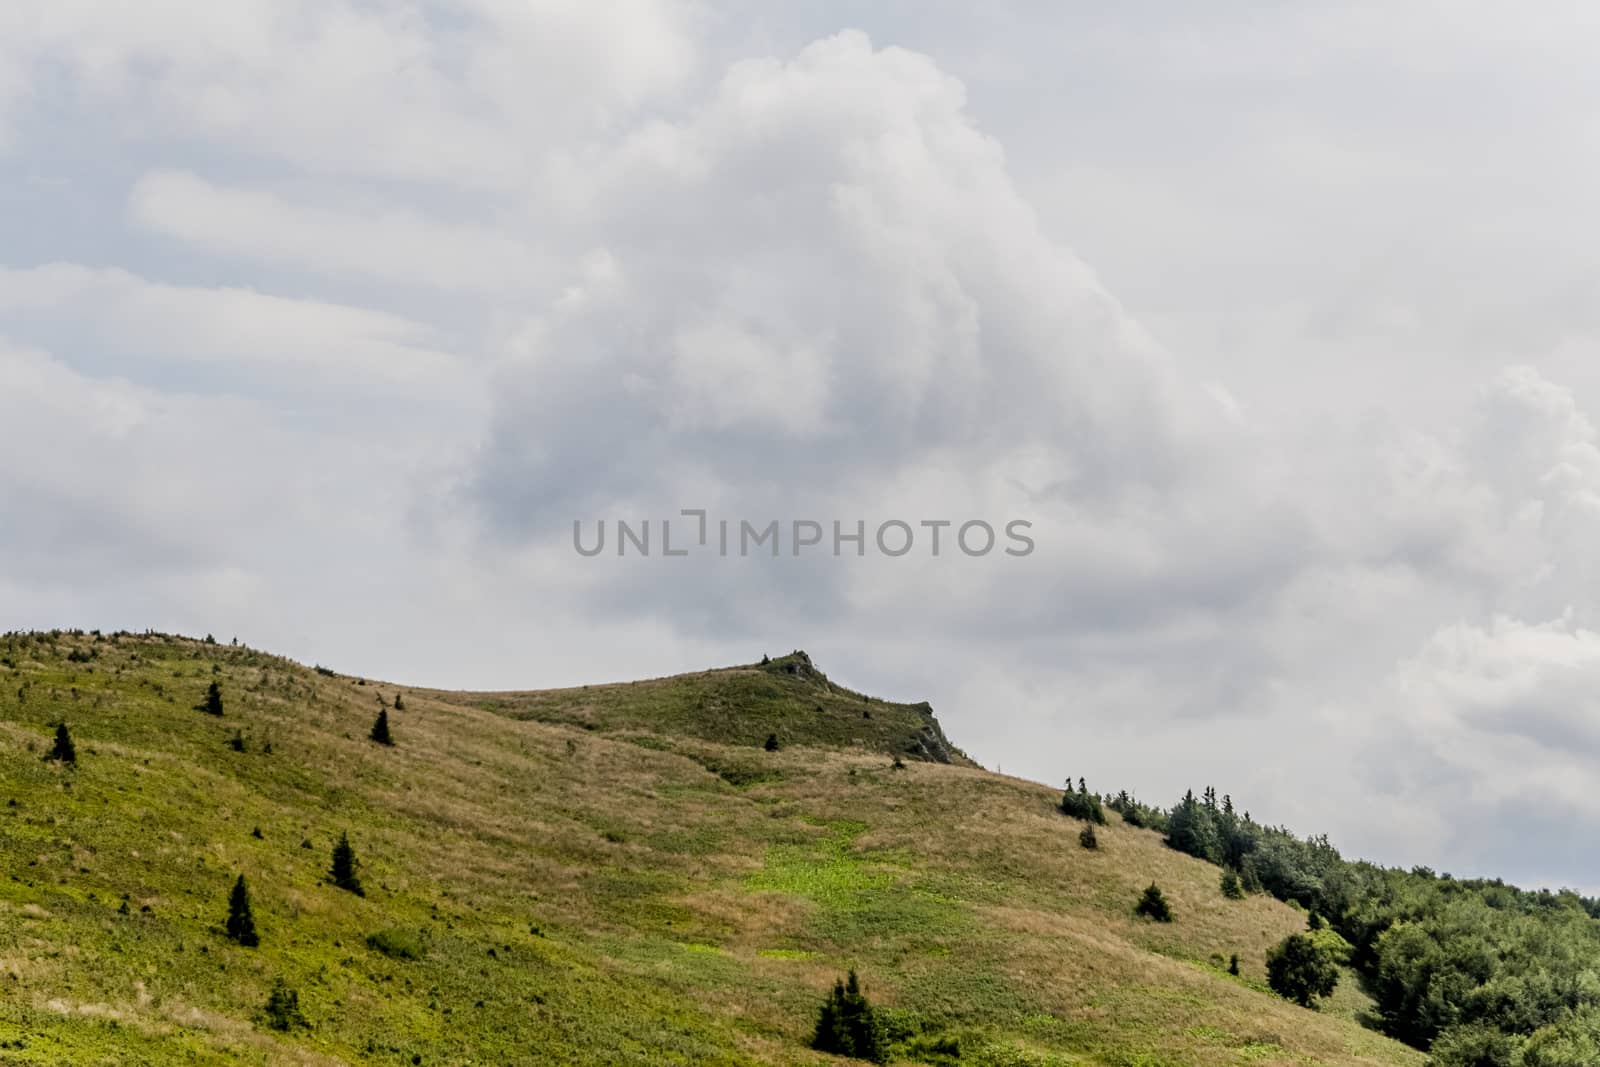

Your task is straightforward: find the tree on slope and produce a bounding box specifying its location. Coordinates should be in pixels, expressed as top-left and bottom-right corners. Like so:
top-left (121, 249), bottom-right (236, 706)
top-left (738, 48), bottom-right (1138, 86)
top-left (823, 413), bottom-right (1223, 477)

top-left (1266, 932), bottom-right (1338, 1008)
top-left (370, 708), bottom-right (393, 746)
top-left (46, 723), bottom-right (76, 764)
top-left (329, 832), bottom-right (365, 896)
top-left (226, 874), bottom-right (260, 947)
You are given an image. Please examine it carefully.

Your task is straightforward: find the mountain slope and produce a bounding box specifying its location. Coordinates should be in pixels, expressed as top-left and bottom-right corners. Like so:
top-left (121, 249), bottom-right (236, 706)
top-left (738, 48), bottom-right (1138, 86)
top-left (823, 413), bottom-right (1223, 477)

top-left (0, 631), bottom-right (1422, 1066)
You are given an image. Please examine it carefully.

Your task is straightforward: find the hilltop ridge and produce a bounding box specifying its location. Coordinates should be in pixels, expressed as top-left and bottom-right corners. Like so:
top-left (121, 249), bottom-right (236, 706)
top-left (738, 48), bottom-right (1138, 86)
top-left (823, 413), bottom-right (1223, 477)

top-left (453, 649), bottom-right (973, 767)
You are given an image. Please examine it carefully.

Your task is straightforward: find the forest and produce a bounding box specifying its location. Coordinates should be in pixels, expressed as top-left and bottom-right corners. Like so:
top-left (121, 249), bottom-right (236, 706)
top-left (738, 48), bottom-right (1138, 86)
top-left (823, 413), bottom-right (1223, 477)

top-left (1131, 786), bottom-right (1600, 1065)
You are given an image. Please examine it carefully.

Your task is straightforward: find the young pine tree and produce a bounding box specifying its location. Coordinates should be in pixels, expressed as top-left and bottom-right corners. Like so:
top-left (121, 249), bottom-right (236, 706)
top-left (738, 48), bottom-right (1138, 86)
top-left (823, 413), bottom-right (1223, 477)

top-left (1228, 953), bottom-right (1241, 976)
top-left (1059, 777), bottom-right (1107, 824)
top-left (201, 680), bottom-right (224, 716)
top-left (226, 874), bottom-right (260, 946)
top-left (262, 977), bottom-right (308, 1031)
top-left (1079, 823), bottom-right (1099, 850)
top-left (369, 709), bottom-right (393, 746)
top-left (811, 971), bottom-right (887, 1063)
top-left (328, 833), bottom-right (364, 896)
top-left (1135, 882), bottom-right (1173, 923)
top-left (46, 723), bottom-right (76, 764)
top-left (393, 692), bottom-right (404, 711)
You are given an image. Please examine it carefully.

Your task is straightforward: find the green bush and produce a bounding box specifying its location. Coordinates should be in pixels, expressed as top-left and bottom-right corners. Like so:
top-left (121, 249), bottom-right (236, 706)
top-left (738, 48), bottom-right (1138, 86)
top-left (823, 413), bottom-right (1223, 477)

top-left (1266, 932), bottom-right (1338, 1008)
top-left (366, 927), bottom-right (425, 960)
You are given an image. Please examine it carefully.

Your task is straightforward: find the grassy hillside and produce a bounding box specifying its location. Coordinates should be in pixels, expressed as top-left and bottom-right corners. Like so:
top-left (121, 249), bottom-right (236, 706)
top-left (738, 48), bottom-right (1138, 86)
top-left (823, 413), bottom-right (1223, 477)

top-left (0, 631), bottom-right (1424, 1066)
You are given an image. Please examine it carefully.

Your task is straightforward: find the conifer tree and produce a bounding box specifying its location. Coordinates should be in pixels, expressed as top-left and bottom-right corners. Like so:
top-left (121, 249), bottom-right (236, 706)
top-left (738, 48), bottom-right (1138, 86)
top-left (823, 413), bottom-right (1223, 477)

top-left (228, 729), bottom-right (247, 753)
top-left (1079, 823), bottom-right (1099, 850)
top-left (46, 722), bottom-right (76, 764)
top-left (1136, 882), bottom-right (1173, 922)
top-left (328, 832), bottom-right (364, 896)
top-left (1221, 869), bottom-right (1245, 899)
top-left (201, 680), bottom-right (224, 716)
top-left (393, 692), bottom-right (404, 711)
top-left (369, 708), bottom-right (393, 746)
top-left (262, 977), bottom-right (308, 1031)
top-left (1229, 953), bottom-right (1240, 976)
top-left (764, 733), bottom-right (780, 752)
top-left (226, 874), bottom-right (259, 946)
top-left (811, 970), bottom-right (887, 1063)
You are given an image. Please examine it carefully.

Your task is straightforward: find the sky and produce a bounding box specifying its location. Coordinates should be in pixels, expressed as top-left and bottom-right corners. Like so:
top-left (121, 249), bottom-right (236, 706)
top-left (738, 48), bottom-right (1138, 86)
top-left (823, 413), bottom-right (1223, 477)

top-left (5, 1), bottom-right (1600, 891)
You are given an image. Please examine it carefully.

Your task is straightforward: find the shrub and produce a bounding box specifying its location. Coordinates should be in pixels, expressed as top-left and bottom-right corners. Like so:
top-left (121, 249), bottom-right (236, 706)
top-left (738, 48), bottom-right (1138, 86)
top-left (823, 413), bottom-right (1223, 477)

top-left (228, 730), bottom-right (247, 753)
top-left (261, 978), bottom-right (308, 1031)
top-left (226, 874), bottom-right (259, 947)
top-left (1220, 869), bottom-right (1245, 899)
top-left (1135, 883), bottom-right (1172, 922)
top-left (393, 692), bottom-right (404, 711)
top-left (811, 970), bottom-right (888, 1063)
top-left (1228, 953), bottom-right (1240, 976)
top-left (369, 709), bottom-right (393, 746)
top-left (1266, 932), bottom-right (1338, 1008)
top-left (366, 927), bottom-right (425, 960)
top-left (1079, 824), bottom-right (1098, 850)
top-left (200, 681), bottom-right (224, 716)
top-left (1429, 1022), bottom-right (1521, 1067)
top-left (764, 733), bottom-right (780, 752)
top-left (45, 723), bottom-right (76, 764)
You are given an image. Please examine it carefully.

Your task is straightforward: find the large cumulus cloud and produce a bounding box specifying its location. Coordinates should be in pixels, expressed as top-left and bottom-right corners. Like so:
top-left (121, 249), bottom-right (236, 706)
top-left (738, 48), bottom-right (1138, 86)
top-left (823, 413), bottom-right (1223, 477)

top-left (5, 3), bottom-right (1600, 892)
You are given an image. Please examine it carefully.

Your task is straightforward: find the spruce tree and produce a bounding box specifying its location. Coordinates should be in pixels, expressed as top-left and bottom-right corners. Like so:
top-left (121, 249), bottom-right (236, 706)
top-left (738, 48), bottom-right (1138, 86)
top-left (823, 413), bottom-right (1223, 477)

top-left (328, 832), bottom-right (364, 896)
top-left (262, 977), bottom-right (308, 1031)
top-left (1136, 882), bottom-right (1173, 923)
top-left (840, 970), bottom-right (887, 1063)
top-left (369, 709), bottom-right (393, 746)
top-left (1079, 823), bottom-right (1099, 850)
top-left (393, 692), bottom-right (404, 711)
top-left (226, 874), bottom-right (259, 946)
top-left (1221, 869), bottom-right (1245, 899)
top-left (810, 971), bottom-right (887, 1063)
top-left (764, 733), bottom-right (780, 752)
top-left (46, 723), bottom-right (76, 764)
top-left (1228, 953), bottom-right (1240, 976)
top-left (201, 680), bottom-right (224, 716)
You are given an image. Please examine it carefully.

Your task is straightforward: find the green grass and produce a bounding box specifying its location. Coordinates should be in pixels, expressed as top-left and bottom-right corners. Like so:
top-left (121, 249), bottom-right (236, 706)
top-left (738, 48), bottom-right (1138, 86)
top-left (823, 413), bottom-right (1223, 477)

top-left (0, 631), bottom-right (1424, 1065)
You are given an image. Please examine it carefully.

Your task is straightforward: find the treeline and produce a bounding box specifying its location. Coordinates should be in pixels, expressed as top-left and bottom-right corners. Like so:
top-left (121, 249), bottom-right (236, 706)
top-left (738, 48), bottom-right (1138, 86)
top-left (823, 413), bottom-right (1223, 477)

top-left (1156, 786), bottom-right (1600, 1064)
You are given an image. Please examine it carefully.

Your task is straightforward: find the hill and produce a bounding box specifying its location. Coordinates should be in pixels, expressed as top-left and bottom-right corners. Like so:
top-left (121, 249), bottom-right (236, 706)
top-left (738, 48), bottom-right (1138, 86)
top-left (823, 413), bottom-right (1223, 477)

top-left (0, 630), bottom-right (1424, 1066)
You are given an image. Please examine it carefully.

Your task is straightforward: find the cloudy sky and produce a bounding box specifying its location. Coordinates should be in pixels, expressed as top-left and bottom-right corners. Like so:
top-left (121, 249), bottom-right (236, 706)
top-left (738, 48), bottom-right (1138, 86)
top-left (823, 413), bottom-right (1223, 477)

top-left (6, 2), bottom-right (1600, 891)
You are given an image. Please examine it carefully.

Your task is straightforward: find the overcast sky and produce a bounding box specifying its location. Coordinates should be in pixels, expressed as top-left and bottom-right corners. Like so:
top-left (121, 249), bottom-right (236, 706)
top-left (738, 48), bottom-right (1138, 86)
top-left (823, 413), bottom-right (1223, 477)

top-left (6, 2), bottom-right (1600, 891)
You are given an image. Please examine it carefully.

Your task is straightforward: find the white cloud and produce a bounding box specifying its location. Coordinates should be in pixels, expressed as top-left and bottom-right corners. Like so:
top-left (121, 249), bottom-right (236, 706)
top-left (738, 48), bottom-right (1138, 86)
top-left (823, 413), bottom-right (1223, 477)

top-left (128, 170), bottom-right (557, 294)
top-left (8, 3), bottom-right (1600, 893)
top-left (0, 263), bottom-right (466, 390)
